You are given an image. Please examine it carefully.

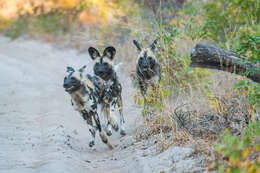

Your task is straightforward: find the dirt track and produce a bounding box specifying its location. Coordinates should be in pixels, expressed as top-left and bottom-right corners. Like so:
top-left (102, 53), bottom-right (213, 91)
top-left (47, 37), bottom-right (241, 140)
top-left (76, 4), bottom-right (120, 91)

top-left (0, 36), bottom-right (203, 173)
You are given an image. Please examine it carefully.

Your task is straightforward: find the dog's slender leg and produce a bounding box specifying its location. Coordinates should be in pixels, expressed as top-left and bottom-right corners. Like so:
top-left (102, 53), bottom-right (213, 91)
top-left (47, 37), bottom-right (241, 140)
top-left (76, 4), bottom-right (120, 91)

top-left (92, 111), bottom-right (101, 132)
top-left (139, 81), bottom-right (148, 109)
top-left (153, 75), bottom-right (160, 86)
top-left (105, 105), bottom-right (113, 136)
top-left (117, 96), bottom-right (126, 136)
top-left (92, 111), bottom-right (113, 149)
top-left (142, 91), bottom-right (148, 109)
top-left (82, 111), bottom-right (96, 147)
top-left (101, 104), bottom-right (113, 136)
top-left (110, 99), bottom-right (119, 132)
top-left (94, 111), bottom-right (107, 144)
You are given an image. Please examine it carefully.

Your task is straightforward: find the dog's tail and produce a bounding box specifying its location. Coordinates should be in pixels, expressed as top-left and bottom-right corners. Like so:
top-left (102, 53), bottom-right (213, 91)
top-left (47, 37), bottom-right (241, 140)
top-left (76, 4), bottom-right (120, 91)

top-left (113, 62), bottom-right (123, 73)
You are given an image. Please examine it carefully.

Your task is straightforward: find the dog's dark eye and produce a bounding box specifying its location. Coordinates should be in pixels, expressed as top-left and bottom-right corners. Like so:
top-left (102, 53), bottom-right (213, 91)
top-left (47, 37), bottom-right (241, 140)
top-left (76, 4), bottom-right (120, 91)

top-left (148, 57), bottom-right (153, 61)
top-left (64, 77), bottom-right (67, 80)
top-left (71, 77), bottom-right (76, 80)
top-left (103, 62), bottom-right (108, 66)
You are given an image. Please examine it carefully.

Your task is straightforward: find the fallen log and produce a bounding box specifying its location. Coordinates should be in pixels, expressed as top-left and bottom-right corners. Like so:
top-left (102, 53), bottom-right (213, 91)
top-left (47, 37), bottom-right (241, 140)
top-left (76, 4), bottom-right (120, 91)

top-left (190, 43), bottom-right (260, 83)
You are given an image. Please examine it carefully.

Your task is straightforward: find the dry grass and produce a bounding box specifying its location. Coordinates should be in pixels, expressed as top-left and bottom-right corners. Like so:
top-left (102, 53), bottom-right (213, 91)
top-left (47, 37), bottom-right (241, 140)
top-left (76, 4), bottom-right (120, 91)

top-left (47, 13), bottom-right (252, 161)
top-left (2, 0), bottom-right (258, 171)
top-left (134, 67), bottom-right (251, 169)
top-left (130, 25), bottom-right (253, 167)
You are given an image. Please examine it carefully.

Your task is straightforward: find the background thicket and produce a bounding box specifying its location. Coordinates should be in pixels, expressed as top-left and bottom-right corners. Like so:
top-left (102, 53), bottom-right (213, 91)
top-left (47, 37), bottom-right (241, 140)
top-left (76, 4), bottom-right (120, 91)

top-left (0, 0), bottom-right (259, 172)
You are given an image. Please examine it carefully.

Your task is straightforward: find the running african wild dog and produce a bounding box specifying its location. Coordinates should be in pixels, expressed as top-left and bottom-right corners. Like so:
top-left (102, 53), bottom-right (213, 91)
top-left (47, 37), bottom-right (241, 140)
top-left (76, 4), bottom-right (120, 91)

top-left (88, 46), bottom-right (126, 136)
top-left (133, 39), bottom-right (161, 108)
top-left (63, 65), bottom-right (112, 149)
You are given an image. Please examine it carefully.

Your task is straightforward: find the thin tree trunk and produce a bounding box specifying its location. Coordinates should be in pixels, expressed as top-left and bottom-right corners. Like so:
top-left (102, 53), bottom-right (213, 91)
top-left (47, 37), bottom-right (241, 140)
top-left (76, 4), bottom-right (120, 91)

top-left (190, 43), bottom-right (260, 83)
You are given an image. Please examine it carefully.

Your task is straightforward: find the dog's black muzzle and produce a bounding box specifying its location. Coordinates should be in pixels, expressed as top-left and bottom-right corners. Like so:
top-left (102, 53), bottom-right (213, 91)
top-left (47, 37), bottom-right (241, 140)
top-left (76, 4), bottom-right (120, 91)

top-left (94, 65), bottom-right (113, 81)
top-left (138, 58), bottom-right (150, 71)
top-left (139, 57), bottom-right (156, 72)
top-left (63, 77), bottom-right (81, 93)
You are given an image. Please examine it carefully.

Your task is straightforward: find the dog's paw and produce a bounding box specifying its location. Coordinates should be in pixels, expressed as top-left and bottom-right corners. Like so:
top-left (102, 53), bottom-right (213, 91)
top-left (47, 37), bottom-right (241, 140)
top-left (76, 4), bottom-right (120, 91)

top-left (120, 129), bottom-right (126, 136)
top-left (106, 124), bottom-right (112, 136)
top-left (106, 130), bottom-right (112, 136)
top-left (99, 132), bottom-right (108, 143)
top-left (120, 122), bottom-right (126, 136)
top-left (112, 123), bottom-right (119, 132)
top-left (110, 114), bottom-right (119, 131)
top-left (89, 141), bottom-right (95, 147)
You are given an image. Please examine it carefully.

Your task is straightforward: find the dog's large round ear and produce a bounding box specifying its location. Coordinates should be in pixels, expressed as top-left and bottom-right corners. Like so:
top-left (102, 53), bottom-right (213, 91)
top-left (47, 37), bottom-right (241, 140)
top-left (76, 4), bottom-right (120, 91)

top-left (150, 39), bottom-right (158, 52)
top-left (133, 40), bottom-right (142, 52)
top-left (103, 46), bottom-right (116, 60)
top-left (88, 47), bottom-right (100, 60)
top-left (67, 66), bottom-right (75, 73)
top-left (78, 65), bottom-right (86, 73)
top-left (78, 65), bottom-right (86, 78)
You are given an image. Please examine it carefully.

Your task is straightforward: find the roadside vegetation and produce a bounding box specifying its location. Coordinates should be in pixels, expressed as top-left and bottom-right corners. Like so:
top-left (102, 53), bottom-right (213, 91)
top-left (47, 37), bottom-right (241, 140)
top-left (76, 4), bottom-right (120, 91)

top-left (0, 0), bottom-right (259, 172)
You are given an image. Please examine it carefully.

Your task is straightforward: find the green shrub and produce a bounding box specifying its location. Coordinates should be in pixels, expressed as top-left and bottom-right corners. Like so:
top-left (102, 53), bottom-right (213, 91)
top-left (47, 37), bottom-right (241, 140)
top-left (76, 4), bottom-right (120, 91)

top-left (201, 0), bottom-right (260, 43)
top-left (1, 11), bottom-right (72, 39)
top-left (134, 25), bottom-right (211, 115)
top-left (3, 17), bottom-right (29, 40)
top-left (235, 33), bottom-right (260, 115)
top-left (34, 12), bottom-right (71, 35)
top-left (215, 121), bottom-right (260, 173)
top-left (157, 26), bottom-right (211, 94)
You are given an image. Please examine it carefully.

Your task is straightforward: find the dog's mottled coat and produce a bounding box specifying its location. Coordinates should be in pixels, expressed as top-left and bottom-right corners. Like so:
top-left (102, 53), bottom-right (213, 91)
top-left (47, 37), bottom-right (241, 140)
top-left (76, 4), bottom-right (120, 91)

top-left (133, 39), bottom-right (161, 108)
top-left (88, 46), bottom-right (126, 136)
top-left (63, 66), bottom-right (112, 149)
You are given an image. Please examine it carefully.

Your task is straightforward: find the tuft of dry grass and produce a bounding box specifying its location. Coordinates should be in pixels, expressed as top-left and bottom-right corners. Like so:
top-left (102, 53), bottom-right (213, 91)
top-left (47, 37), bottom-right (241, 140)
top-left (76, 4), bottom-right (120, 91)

top-left (134, 59), bottom-right (251, 166)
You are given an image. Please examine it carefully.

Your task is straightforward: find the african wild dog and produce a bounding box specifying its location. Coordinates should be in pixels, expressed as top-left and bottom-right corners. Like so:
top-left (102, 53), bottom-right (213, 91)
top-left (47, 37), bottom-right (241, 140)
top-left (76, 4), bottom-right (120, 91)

top-left (63, 66), bottom-right (112, 149)
top-left (133, 39), bottom-right (161, 108)
top-left (88, 46), bottom-right (126, 136)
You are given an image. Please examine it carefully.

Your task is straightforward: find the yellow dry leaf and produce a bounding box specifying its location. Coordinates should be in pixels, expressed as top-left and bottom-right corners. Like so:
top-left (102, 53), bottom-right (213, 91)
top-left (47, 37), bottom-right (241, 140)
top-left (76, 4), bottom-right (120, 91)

top-left (226, 168), bottom-right (231, 173)
top-left (241, 160), bottom-right (249, 168)
top-left (243, 148), bottom-right (250, 158)
top-left (248, 52), bottom-right (253, 58)
top-left (248, 164), bottom-right (258, 173)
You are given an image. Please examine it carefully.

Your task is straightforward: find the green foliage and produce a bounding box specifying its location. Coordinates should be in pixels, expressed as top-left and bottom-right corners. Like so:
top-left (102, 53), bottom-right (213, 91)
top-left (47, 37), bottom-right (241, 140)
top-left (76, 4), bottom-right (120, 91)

top-left (0, 0), bottom-right (140, 40)
top-left (76, 2), bottom-right (88, 12)
top-left (234, 33), bottom-right (260, 112)
top-left (237, 34), bottom-right (260, 65)
top-left (134, 24), bottom-right (211, 114)
top-left (34, 12), bottom-right (71, 36)
top-left (134, 80), bottom-right (171, 111)
top-left (235, 80), bottom-right (260, 112)
top-left (215, 121), bottom-right (260, 173)
top-left (201, 0), bottom-right (260, 42)
top-left (2, 12), bottom-right (72, 39)
top-left (158, 26), bottom-right (211, 94)
top-left (3, 17), bottom-right (29, 40)
top-left (182, 1), bottom-right (260, 171)
top-left (198, 0), bottom-right (260, 113)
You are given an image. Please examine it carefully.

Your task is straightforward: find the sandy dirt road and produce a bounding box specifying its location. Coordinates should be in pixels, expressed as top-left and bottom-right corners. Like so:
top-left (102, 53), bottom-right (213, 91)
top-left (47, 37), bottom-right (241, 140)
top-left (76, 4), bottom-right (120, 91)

top-left (0, 36), bottom-right (202, 173)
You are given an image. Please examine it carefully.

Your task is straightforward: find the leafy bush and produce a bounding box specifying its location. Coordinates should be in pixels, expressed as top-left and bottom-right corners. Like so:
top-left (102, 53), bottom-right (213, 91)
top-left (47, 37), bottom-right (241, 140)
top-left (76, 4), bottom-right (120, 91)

top-left (201, 0), bottom-right (260, 42)
top-left (3, 17), bottom-right (29, 39)
top-left (0, 0), bottom-right (139, 39)
top-left (134, 25), bottom-right (211, 112)
top-left (215, 121), bottom-right (260, 173)
top-left (235, 33), bottom-right (260, 115)
top-left (158, 26), bottom-right (211, 93)
top-left (199, 1), bottom-right (260, 171)
top-left (237, 34), bottom-right (260, 66)
top-left (34, 12), bottom-right (71, 35)
top-left (2, 12), bottom-right (72, 39)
